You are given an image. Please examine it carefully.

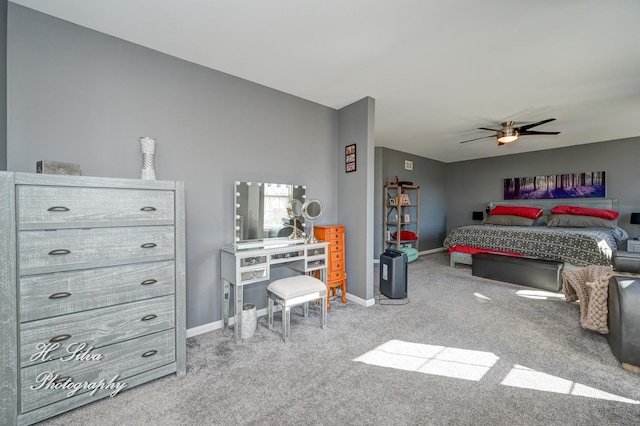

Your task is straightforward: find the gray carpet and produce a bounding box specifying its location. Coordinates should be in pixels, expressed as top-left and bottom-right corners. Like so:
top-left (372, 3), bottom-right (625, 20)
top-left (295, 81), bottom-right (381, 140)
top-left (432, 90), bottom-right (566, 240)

top-left (39, 252), bottom-right (640, 425)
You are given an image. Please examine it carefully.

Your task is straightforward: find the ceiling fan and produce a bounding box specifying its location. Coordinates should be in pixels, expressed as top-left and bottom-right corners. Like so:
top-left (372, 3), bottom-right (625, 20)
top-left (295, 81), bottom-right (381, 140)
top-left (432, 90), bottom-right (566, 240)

top-left (459, 118), bottom-right (560, 146)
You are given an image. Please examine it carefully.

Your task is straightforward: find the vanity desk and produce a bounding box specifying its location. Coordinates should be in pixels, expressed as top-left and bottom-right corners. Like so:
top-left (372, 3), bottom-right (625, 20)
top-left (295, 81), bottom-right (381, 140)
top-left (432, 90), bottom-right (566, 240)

top-left (220, 240), bottom-right (329, 343)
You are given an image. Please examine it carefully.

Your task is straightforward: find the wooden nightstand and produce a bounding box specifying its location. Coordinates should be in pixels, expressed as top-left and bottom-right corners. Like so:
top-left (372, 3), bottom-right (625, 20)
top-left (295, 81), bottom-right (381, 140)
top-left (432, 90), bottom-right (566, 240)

top-left (627, 239), bottom-right (640, 253)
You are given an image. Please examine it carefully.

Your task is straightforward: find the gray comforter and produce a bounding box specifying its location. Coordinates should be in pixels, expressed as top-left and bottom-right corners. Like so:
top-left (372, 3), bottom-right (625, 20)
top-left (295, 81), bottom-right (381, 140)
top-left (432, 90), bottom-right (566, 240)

top-left (443, 225), bottom-right (619, 266)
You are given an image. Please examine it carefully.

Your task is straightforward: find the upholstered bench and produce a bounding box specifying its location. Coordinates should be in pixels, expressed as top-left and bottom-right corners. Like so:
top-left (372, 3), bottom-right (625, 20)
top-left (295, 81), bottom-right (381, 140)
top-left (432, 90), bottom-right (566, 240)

top-left (607, 251), bottom-right (640, 372)
top-left (472, 253), bottom-right (563, 292)
top-left (266, 275), bottom-right (327, 343)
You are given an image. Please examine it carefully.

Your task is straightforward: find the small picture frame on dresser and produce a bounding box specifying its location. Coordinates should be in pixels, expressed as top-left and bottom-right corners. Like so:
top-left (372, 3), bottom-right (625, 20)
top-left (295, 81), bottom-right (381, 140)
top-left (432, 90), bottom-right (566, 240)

top-left (36, 160), bottom-right (81, 175)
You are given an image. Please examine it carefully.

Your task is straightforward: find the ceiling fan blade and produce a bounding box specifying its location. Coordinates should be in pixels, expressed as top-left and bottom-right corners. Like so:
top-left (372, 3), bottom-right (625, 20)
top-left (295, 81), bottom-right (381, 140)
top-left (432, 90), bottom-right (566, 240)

top-left (519, 130), bottom-right (561, 136)
top-left (459, 135), bottom-right (495, 144)
top-left (477, 127), bottom-right (500, 132)
top-left (516, 118), bottom-right (556, 131)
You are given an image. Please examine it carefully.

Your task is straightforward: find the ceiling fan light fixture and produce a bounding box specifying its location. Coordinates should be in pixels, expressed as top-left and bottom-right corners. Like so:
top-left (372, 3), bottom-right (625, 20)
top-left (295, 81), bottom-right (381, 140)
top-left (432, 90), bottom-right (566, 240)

top-left (497, 129), bottom-right (519, 144)
top-left (459, 118), bottom-right (558, 145)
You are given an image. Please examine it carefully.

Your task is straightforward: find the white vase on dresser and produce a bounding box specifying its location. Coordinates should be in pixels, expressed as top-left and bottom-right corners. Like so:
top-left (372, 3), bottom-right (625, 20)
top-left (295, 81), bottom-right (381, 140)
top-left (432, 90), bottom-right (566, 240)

top-left (139, 136), bottom-right (157, 180)
top-left (0, 172), bottom-right (186, 425)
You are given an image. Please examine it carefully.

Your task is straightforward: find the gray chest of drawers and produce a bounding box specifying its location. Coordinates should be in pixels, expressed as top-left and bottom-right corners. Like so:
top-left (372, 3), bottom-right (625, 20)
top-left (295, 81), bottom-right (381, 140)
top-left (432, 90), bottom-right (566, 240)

top-left (0, 172), bottom-right (186, 425)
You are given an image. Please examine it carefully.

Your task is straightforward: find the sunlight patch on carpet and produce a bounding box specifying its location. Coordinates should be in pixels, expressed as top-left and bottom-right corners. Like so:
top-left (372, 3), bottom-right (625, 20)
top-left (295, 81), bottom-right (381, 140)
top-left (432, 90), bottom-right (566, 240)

top-left (501, 364), bottom-right (640, 405)
top-left (473, 292), bottom-right (491, 300)
top-left (353, 340), bottom-right (498, 381)
top-left (515, 289), bottom-right (565, 300)
top-left (355, 341), bottom-right (639, 405)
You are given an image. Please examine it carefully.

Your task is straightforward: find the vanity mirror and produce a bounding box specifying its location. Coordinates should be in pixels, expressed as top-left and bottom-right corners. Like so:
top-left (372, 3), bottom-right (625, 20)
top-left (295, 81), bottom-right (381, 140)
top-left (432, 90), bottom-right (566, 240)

top-left (286, 198), bottom-right (304, 239)
top-left (302, 199), bottom-right (323, 244)
top-left (234, 181), bottom-right (306, 246)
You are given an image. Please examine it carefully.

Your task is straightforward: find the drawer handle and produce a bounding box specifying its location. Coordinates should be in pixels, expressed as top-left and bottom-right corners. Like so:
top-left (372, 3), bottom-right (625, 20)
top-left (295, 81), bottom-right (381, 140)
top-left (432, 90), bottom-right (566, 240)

top-left (142, 350), bottom-right (158, 358)
top-left (54, 376), bottom-right (72, 385)
top-left (141, 279), bottom-right (158, 286)
top-left (49, 292), bottom-right (71, 299)
top-left (141, 314), bottom-right (157, 321)
top-left (141, 243), bottom-right (157, 249)
top-left (49, 249), bottom-right (71, 255)
top-left (49, 334), bottom-right (71, 343)
top-left (47, 206), bottom-right (70, 212)
top-left (140, 206), bottom-right (157, 211)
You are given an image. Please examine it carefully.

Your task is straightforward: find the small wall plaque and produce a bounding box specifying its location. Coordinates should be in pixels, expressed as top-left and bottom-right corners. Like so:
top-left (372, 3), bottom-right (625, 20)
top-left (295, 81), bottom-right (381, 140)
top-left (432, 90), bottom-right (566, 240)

top-left (345, 144), bottom-right (356, 173)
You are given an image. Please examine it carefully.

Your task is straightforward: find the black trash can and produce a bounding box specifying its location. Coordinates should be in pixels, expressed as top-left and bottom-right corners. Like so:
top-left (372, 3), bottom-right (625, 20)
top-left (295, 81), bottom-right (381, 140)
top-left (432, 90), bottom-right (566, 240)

top-left (379, 249), bottom-right (408, 299)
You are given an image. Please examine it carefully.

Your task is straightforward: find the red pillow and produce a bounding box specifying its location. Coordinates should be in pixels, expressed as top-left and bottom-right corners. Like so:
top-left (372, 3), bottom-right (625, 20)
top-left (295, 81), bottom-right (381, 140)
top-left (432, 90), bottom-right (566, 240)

top-left (391, 230), bottom-right (418, 240)
top-left (550, 205), bottom-right (619, 220)
top-left (489, 205), bottom-right (543, 219)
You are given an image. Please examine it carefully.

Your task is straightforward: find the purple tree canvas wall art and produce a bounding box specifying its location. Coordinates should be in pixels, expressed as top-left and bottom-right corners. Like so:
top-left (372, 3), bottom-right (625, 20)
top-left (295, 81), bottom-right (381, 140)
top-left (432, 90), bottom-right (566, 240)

top-left (504, 171), bottom-right (606, 200)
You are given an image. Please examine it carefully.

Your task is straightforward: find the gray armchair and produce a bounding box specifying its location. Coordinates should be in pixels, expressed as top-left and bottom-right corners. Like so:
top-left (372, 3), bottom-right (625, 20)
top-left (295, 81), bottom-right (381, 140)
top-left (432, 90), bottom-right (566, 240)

top-left (607, 251), bottom-right (640, 372)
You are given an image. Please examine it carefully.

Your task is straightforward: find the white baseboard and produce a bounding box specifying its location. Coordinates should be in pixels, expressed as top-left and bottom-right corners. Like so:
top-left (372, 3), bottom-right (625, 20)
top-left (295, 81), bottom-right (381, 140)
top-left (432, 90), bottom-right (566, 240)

top-left (186, 292), bottom-right (376, 338)
top-left (187, 296), bottom-right (374, 338)
top-left (419, 247), bottom-right (446, 255)
top-left (186, 306), bottom-right (271, 338)
top-left (373, 246), bottom-right (445, 263)
top-left (346, 292), bottom-right (376, 307)
top-left (186, 321), bottom-right (221, 338)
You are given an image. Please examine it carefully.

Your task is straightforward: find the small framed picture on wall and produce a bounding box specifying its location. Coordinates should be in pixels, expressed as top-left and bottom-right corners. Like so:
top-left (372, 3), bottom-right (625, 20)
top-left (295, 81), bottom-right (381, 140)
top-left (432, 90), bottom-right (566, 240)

top-left (345, 144), bottom-right (356, 173)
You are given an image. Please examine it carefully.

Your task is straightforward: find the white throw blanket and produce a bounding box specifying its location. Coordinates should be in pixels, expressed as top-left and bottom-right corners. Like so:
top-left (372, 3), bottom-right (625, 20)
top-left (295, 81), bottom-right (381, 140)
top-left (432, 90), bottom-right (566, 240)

top-left (562, 265), bottom-right (614, 334)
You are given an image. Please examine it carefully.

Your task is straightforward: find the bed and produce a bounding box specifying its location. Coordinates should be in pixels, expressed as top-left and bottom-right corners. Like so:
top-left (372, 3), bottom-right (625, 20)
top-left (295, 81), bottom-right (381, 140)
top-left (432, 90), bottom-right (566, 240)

top-left (444, 198), bottom-right (626, 268)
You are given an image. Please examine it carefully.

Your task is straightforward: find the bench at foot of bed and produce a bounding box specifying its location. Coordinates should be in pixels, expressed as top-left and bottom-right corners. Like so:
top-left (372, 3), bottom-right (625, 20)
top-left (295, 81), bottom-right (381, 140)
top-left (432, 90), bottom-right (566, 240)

top-left (471, 253), bottom-right (564, 292)
top-left (450, 251), bottom-right (472, 268)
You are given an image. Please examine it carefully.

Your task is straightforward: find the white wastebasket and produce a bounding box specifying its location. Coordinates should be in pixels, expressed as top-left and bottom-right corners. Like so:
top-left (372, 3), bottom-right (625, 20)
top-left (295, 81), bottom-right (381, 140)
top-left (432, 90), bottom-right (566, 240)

top-left (240, 303), bottom-right (257, 339)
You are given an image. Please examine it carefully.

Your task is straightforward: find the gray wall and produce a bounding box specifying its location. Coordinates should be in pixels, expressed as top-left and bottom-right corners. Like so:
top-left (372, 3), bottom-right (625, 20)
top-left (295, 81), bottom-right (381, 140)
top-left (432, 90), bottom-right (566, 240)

top-left (6, 4), bottom-right (341, 329)
top-left (338, 97), bottom-right (375, 303)
top-left (0, 0), bottom-right (6, 171)
top-left (374, 147), bottom-right (447, 258)
top-left (446, 137), bottom-right (640, 238)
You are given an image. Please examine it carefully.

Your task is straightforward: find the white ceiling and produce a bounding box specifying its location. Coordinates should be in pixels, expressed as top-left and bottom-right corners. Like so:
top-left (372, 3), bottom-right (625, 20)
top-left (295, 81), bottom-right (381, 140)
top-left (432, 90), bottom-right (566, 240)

top-left (10, 0), bottom-right (640, 162)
